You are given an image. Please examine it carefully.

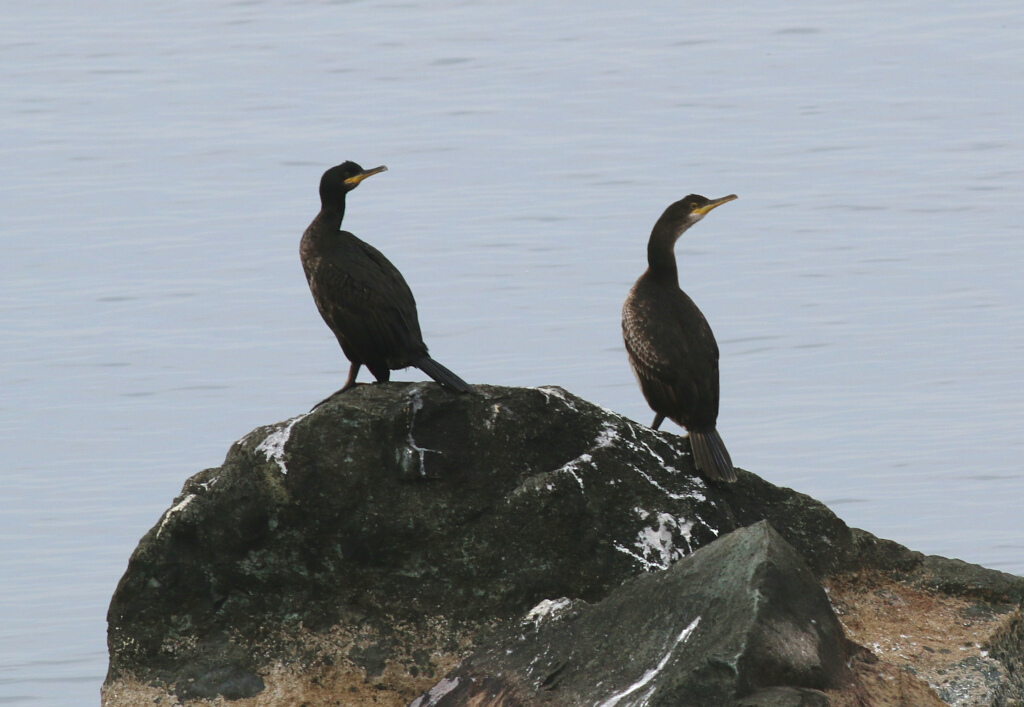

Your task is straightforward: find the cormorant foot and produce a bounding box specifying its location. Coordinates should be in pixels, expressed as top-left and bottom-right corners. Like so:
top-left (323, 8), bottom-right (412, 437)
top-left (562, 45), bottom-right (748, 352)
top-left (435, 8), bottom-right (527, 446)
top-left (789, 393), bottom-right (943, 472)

top-left (310, 383), bottom-right (366, 412)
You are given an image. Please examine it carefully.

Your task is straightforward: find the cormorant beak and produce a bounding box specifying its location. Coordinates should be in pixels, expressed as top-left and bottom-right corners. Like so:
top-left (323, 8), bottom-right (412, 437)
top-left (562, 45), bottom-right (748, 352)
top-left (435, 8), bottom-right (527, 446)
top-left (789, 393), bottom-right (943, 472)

top-left (695, 194), bottom-right (738, 216)
top-left (344, 165), bottom-right (388, 186)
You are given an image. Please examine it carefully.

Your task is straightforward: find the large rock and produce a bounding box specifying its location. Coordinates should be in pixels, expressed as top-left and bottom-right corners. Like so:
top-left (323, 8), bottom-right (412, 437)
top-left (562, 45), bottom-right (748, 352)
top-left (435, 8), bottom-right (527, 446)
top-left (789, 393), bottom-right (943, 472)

top-left (411, 521), bottom-right (849, 707)
top-left (102, 383), bottom-right (1024, 706)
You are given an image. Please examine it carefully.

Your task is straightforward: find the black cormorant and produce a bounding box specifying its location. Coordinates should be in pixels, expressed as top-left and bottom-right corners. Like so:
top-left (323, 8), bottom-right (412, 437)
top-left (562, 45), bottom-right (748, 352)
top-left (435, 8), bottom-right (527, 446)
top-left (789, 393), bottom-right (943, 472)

top-left (300, 161), bottom-right (473, 407)
top-left (622, 194), bottom-right (738, 482)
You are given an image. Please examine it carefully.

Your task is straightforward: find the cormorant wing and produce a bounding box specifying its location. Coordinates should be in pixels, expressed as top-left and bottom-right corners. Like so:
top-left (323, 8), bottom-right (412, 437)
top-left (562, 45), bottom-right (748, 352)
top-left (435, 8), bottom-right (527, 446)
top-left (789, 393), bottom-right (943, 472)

top-left (624, 289), bottom-right (721, 428)
top-left (308, 235), bottom-right (426, 366)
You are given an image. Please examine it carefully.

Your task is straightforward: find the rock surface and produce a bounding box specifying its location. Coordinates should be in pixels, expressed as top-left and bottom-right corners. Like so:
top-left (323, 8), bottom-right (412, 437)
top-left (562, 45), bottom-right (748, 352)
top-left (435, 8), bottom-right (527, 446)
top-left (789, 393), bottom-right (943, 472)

top-left (411, 521), bottom-right (849, 706)
top-left (103, 383), bottom-right (1024, 706)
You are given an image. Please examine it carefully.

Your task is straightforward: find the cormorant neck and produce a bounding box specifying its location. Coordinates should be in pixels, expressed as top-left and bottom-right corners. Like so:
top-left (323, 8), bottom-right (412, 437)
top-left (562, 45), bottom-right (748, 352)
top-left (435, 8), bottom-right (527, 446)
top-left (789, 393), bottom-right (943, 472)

top-left (318, 198), bottom-right (346, 230)
top-left (646, 218), bottom-right (692, 283)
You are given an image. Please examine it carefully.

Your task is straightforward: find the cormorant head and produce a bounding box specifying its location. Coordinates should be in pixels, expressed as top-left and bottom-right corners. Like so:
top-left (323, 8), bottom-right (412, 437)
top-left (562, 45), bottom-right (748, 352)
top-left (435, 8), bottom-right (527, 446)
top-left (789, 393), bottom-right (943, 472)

top-left (655, 193), bottom-right (737, 242)
top-left (319, 161), bottom-right (387, 208)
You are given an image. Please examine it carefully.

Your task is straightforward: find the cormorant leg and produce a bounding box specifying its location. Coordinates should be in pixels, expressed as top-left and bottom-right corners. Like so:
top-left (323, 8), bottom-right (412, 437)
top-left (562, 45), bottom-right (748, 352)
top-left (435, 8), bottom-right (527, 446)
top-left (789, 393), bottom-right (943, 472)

top-left (311, 362), bottom-right (363, 411)
top-left (341, 361), bottom-right (362, 391)
top-left (651, 413), bottom-right (666, 430)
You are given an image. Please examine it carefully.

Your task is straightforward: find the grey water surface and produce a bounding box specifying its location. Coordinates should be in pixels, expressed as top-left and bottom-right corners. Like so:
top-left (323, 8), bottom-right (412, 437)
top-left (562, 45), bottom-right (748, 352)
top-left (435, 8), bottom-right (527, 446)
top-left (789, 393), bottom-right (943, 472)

top-left (2, 1), bottom-right (1022, 703)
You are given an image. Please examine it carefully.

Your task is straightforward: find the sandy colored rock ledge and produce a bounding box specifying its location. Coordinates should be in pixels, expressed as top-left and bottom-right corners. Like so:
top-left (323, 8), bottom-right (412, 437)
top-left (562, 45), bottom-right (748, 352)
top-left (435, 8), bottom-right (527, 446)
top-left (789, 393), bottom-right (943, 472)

top-left (825, 571), bottom-right (1021, 706)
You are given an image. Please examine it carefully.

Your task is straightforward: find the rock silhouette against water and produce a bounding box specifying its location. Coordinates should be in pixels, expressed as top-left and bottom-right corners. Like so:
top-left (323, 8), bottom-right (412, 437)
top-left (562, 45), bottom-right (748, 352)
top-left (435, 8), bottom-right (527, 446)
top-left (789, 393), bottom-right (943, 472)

top-left (103, 384), bottom-right (1024, 707)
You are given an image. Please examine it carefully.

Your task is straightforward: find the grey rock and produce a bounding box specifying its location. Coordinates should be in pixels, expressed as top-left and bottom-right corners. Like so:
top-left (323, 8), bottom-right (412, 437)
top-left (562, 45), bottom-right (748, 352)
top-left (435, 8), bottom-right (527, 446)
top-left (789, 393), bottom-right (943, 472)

top-left (989, 612), bottom-right (1024, 706)
top-left (409, 522), bottom-right (848, 707)
top-left (735, 687), bottom-right (829, 707)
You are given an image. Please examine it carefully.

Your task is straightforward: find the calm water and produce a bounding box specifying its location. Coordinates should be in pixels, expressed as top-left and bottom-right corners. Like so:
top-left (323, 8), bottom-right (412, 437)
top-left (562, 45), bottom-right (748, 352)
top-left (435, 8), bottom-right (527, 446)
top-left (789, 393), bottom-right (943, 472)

top-left (2, 1), bottom-right (1023, 703)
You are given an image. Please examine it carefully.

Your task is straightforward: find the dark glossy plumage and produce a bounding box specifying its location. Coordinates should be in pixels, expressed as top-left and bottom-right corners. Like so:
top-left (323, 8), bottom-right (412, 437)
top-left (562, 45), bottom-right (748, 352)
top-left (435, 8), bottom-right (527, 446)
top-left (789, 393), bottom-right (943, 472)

top-left (622, 194), bottom-right (737, 482)
top-left (300, 162), bottom-right (472, 407)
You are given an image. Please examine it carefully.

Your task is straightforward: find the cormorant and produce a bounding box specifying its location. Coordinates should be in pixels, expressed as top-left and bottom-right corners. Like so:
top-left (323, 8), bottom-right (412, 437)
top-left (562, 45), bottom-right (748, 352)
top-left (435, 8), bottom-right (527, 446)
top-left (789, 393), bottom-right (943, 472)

top-left (622, 194), bottom-right (738, 482)
top-left (300, 161), bottom-right (473, 407)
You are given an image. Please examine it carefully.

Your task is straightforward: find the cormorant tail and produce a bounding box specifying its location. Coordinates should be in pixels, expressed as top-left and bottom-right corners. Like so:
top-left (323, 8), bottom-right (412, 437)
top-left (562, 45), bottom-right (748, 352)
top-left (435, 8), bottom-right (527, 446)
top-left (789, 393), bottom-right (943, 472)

top-left (689, 428), bottom-right (736, 483)
top-left (414, 356), bottom-right (474, 394)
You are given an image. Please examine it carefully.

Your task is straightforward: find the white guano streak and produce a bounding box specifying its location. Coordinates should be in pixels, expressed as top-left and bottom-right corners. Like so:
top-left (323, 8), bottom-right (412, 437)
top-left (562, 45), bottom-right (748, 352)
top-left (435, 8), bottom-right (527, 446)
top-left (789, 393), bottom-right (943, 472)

top-left (409, 676), bottom-right (460, 707)
top-left (523, 597), bottom-right (572, 628)
top-left (613, 512), bottom-right (693, 571)
top-left (406, 388), bottom-right (438, 477)
top-left (156, 494), bottom-right (196, 538)
top-left (255, 414), bottom-right (307, 474)
top-left (594, 616), bottom-right (701, 707)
